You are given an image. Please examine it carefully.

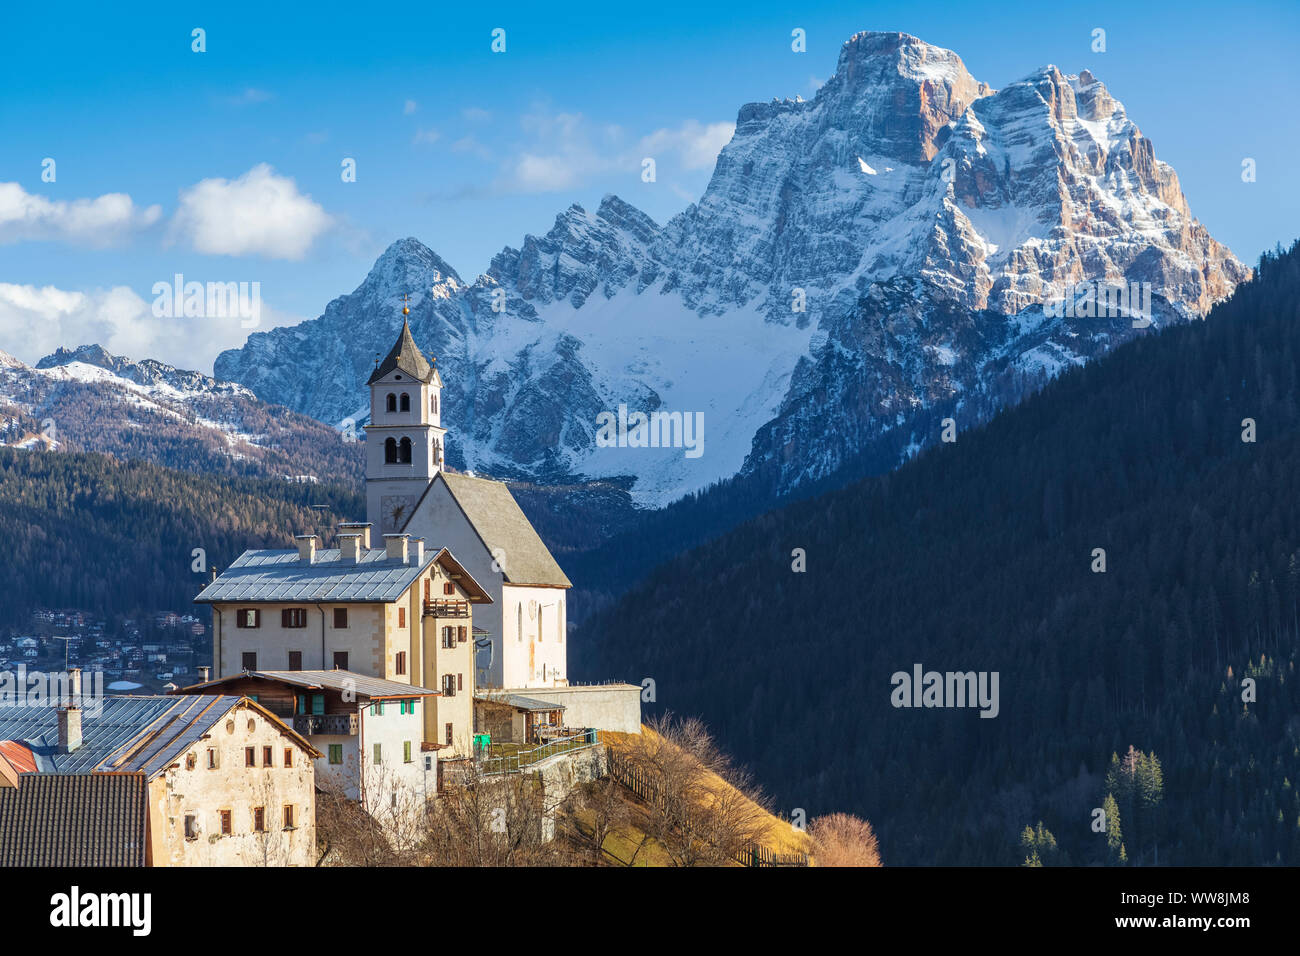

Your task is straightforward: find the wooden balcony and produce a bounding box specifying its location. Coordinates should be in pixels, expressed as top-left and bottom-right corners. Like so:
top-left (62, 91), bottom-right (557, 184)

top-left (293, 713), bottom-right (359, 736)
top-left (423, 599), bottom-right (470, 618)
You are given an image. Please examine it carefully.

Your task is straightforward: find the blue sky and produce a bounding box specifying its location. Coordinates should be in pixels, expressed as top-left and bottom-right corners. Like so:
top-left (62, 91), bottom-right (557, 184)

top-left (1, 0), bottom-right (1296, 371)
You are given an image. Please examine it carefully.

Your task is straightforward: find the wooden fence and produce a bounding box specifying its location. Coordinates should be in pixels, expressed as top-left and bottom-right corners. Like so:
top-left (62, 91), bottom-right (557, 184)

top-left (606, 748), bottom-right (809, 867)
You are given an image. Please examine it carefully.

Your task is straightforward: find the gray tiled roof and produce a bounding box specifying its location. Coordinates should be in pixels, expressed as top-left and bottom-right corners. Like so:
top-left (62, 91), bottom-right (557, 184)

top-left (432, 473), bottom-right (571, 588)
top-left (0, 695), bottom-right (245, 778)
top-left (185, 670), bottom-right (440, 700)
top-left (194, 547), bottom-right (436, 604)
top-left (0, 773), bottom-right (147, 867)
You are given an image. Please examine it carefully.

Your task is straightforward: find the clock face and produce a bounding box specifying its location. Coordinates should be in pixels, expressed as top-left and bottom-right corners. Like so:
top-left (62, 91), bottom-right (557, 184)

top-left (382, 495), bottom-right (411, 531)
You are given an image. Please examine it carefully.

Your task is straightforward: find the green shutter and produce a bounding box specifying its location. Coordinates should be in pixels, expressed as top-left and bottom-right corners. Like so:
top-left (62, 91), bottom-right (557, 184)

top-left (311, 694), bottom-right (324, 715)
top-left (404, 741), bottom-right (412, 763)
top-left (373, 743), bottom-right (382, 765)
top-left (328, 744), bottom-right (342, 765)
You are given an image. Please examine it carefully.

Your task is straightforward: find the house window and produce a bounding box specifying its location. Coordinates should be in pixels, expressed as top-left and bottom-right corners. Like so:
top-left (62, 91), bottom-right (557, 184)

top-left (333, 608), bottom-right (348, 628)
top-left (207, 749), bottom-right (219, 769)
top-left (457, 673), bottom-right (463, 691)
top-left (185, 752), bottom-right (196, 771)
top-left (220, 810), bottom-right (232, 836)
top-left (386, 393), bottom-right (397, 413)
top-left (328, 744), bottom-right (342, 765)
top-left (370, 702), bottom-right (385, 717)
top-left (284, 748), bottom-right (293, 767)
top-left (400, 699), bottom-right (414, 715)
top-left (333, 651), bottom-right (349, 670)
top-left (236, 609), bottom-right (260, 628)
top-left (263, 745), bottom-right (273, 767)
top-left (458, 626), bottom-right (466, 643)
top-left (245, 747), bottom-right (256, 767)
top-left (445, 723), bottom-right (453, 746)
top-left (403, 741), bottom-right (413, 763)
top-left (442, 626), bottom-right (455, 649)
top-left (443, 582), bottom-right (455, 595)
top-left (373, 743), bottom-right (382, 765)
top-left (283, 805), bottom-right (295, 829)
top-left (385, 437), bottom-right (398, 463)
top-left (288, 650), bottom-right (303, 671)
top-left (398, 607), bottom-right (406, 628)
top-left (253, 807), bottom-right (266, 832)
top-left (443, 675), bottom-right (456, 698)
top-left (395, 651), bottom-right (407, 676)
top-left (399, 392), bottom-right (410, 412)
top-left (241, 652), bottom-right (257, 671)
top-left (281, 608), bottom-right (307, 628)
top-left (184, 815), bottom-right (198, 840)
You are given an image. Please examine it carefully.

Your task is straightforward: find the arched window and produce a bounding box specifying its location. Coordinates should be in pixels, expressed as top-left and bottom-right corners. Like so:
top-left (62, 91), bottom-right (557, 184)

top-left (399, 392), bottom-right (410, 412)
top-left (398, 437), bottom-right (412, 463)
top-left (384, 437), bottom-right (397, 463)
top-left (385, 393), bottom-right (396, 413)
top-left (431, 393), bottom-right (438, 415)
top-left (433, 439), bottom-right (442, 466)
top-left (517, 603), bottom-right (523, 642)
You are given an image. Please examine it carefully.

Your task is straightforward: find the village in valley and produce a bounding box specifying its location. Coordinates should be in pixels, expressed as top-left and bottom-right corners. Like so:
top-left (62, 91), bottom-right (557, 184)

top-left (0, 310), bottom-right (804, 868)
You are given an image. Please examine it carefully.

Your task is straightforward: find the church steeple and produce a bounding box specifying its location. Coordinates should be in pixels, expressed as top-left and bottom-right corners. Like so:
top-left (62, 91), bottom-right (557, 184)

top-left (364, 299), bottom-right (447, 532)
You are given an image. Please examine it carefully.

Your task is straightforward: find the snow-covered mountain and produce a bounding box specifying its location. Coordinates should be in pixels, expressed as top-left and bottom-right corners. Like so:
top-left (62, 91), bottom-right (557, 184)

top-left (0, 345), bottom-right (363, 482)
top-left (215, 31), bottom-right (1248, 506)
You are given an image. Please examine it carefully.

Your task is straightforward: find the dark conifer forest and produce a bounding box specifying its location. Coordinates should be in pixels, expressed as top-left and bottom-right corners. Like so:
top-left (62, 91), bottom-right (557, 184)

top-left (577, 240), bottom-right (1300, 865)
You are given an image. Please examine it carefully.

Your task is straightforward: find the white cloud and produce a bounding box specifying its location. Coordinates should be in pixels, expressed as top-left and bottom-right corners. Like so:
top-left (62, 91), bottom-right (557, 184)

top-left (462, 106), bottom-right (491, 123)
top-left (0, 282), bottom-right (302, 374)
top-left (222, 87), bottom-right (273, 106)
top-left (413, 128), bottom-right (441, 145)
top-left (404, 99), bottom-right (418, 115)
top-left (498, 110), bottom-right (734, 193)
top-left (0, 182), bottom-right (161, 247)
top-left (169, 164), bottom-right (332, 260)
top-left (638, 120), bottom-right (735, 170)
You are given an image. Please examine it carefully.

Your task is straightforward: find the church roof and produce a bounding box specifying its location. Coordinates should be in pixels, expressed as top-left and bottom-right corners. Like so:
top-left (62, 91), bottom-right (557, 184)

top-left (417, 473), bottom-right (572, 588)
top-left (367, 318), bottom-right (436, 385)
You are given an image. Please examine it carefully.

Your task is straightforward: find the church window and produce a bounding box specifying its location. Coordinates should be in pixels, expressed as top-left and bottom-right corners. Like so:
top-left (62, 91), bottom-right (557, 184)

top-left (398, 437), bottom-right (412, 463)
top-left (431, 394), bottom-right (438, 415)
top-left (386, 393), bottom-right (397, 413)
top-left (517, 604), bottom-right (523, 642)
top-left (399, 392), bottom-right (410, 412)
top-left (384, 437), bottom-right (398, 463)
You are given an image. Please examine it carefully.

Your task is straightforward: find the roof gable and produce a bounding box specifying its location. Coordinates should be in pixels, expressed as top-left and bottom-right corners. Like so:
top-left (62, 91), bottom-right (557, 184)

top-left (425, 473), bottom-right (571, 588)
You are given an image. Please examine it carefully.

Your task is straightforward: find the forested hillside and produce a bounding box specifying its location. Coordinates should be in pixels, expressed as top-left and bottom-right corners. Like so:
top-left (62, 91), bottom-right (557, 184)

top-left (577, 241), bottom-right (1300, 866)
top-left (0, 448), bottom-right (361, 627)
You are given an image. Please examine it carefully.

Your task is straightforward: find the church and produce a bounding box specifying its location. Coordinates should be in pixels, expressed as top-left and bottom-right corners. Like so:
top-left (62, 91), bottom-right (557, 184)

top-left (363, 308), bottom-right (572, 690)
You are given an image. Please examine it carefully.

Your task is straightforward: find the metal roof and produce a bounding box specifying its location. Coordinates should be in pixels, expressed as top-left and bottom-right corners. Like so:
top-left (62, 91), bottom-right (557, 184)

top-left (0, 695), bottom-right (246, 778)
top-left (475, 692), bottom-right (566, 713)
top-left (194, 547), bottom-right (437, 604)
top-left (183, 670), bottom-right (440, 700)
top-left (0, 773), bottom-right (147, 867)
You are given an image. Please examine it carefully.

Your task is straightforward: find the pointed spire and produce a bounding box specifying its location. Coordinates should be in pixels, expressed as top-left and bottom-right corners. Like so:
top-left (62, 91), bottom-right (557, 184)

top-left (367, 297), bottom-right (435, 384)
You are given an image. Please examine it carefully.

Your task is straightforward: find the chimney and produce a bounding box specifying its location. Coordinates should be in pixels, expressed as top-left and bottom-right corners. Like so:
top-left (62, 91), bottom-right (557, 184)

top-left (295, 534), bottom-right (317, 565)
top-left (198, 665), bottom-right (211, 683)
top-left (339, 522), bottom-right (372, 550)
top-left (384, 533), bottom-right (409, 564)
top-left (411, 538), bottom-right (425, 567)
top-left (339, 533), bottom-right (363, 563)
top-left (58, 671), bottom-right (82, 753)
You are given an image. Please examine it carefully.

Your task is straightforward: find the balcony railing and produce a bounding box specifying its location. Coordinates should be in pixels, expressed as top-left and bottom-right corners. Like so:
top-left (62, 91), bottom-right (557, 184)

top-left (423, 600), bottom-right (470, 618)
top-left (293, 713), bottom-right (359, 736)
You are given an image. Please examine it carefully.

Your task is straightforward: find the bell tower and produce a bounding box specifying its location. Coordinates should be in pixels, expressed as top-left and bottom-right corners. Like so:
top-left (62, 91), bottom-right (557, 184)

top-left (364, 297), bottom-right (446, 533)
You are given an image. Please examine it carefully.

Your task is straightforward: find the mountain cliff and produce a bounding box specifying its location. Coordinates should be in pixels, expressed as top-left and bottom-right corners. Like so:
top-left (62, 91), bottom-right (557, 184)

top-left (215, 31), bottom-right (1247, 506)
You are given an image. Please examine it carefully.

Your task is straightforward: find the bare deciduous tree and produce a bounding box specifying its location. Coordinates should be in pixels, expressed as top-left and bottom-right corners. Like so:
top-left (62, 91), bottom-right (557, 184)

top-left (808, 812), bottom-right (882, 867)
